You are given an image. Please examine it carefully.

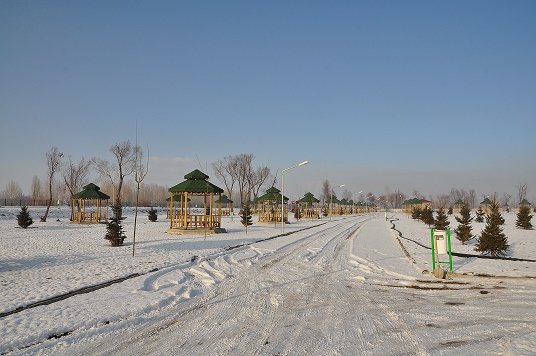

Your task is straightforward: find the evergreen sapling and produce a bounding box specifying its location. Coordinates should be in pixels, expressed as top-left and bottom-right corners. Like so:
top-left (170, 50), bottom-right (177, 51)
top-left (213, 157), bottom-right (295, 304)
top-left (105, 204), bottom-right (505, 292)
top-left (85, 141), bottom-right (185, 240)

top-left (515, 204), bottom-right (533, 230)
top-left (17, 206), bottom-right (33, 229)
top-left (454, 204), bottom-right (474, 245)
top-left (148, 208), bottom-right (158, 222)
top-left (434, 207), bottom-right (450, 231)
top-left (474, 199), bottom-right (509, 257)
top-left (240, 204), bottom-right (253, 233)
top-left (421, 206), bottom-right (434, 228)
top-left (105, 204), bottom-right (127, 246)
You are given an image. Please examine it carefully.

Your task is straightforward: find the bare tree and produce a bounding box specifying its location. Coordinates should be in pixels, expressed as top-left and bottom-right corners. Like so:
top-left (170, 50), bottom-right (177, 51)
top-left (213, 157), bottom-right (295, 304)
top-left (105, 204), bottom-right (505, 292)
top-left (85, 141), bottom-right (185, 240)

top-left (63, 156), bottom-right (92, 220)
top-left (212, 156), bottom-right (239, 211)
top-left (435, 194), bottom-right (451, 209)
top-left (3, 180), bottom-right (23, 201)
top-left (467, 189), bottom-right (477, 209)
top-left (133, 143), bottom-right (149, 257)
top-left (501, 192), bottom-right (512, 209)
top-left (41, 147), bottom-right (63, 222)
top-left (248, 165), bottom-right (271, 201)
top-left (342, 188), bottom-right (352, 201)
top-left (93, 141), bottom-right (138, 208)
top-left (392, 189), bottom-right (405, 209)
top-left (31, 175), bottom-right (43, 205)
top-left (321, 179), bottom-right (331, 204)
top-left (516, 182), bottom-right (528, 206)
top-left (235, 153), bottom-right (254, 207)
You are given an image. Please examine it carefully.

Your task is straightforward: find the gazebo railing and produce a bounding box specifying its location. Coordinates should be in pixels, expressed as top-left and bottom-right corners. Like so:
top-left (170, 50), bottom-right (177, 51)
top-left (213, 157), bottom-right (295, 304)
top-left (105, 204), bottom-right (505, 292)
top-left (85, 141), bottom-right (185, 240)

top-left (170, 213), bottom-right (221, 229)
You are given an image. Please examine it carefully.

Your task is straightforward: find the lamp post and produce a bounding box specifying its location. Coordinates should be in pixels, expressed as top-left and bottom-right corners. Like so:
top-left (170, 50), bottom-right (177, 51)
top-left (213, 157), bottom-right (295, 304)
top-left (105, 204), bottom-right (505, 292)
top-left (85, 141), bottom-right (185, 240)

top-left (330, 184), bottom-right (345, 221)
top-left (366, 194), bottom-right (374, 213)
top-left (281, 161), bottom-right (309, 233)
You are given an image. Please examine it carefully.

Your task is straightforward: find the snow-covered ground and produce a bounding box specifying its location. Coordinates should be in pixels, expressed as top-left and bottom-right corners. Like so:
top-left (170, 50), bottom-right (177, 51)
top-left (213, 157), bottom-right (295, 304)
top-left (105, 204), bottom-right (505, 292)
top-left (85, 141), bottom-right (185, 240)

top-left (1, 206), bottom-right (535, 355)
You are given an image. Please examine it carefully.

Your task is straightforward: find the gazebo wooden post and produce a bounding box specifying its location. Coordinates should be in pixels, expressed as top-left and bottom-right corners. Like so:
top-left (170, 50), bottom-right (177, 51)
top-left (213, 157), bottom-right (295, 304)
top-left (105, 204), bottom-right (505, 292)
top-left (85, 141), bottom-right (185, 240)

top-left (169, 193), bottom-right (173, 228)
top-left (184, 192), bottom-right (188, 229)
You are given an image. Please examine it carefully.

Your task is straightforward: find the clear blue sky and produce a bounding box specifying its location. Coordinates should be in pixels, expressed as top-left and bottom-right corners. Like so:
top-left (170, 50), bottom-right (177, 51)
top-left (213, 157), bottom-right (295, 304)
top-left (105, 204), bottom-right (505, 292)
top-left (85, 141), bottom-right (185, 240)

top-left (1, 0), bottom-right (535, 201)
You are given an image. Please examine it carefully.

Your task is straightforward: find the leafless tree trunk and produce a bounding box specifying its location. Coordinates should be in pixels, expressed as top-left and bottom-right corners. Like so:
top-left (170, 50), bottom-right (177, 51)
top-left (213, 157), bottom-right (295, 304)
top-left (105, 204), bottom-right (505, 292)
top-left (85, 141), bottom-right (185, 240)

top-left (133, 143), bottom-right (148, 257)
top-left (235, 153), bottom-right (254, 207)
top-left (321, 179), bottom-right (331, 205)
top-left (31, 175), bottom-right (43, 205)
top-left (41, 147), bottom-right (63, 222)
top-left (247, 165), bottom-right (271, 201)
top-left (501, 192), bottom-right (512, 209)
top-left (93, 141), bottom-right (138, 208)
top-left (63, 156), bottom-right (92, 220)
top-left (468, 189), bottom-right (477, 209)
top-left (212, 156), bottom-right (239, 212)
top-left (516, 182), bottom-right (528, 206)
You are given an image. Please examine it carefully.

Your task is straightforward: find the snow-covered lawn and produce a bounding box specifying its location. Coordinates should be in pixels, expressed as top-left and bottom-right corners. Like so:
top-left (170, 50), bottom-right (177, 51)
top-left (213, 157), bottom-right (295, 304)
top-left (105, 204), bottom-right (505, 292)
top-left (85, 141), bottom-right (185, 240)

top-left (1, 207), bottom-right (535, 355)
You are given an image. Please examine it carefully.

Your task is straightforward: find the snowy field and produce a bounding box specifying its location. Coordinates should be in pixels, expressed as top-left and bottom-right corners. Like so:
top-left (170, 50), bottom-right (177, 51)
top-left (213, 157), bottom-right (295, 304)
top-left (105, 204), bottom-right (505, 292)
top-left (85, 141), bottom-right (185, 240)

top-left (1, 206), bottom-right (535, 355)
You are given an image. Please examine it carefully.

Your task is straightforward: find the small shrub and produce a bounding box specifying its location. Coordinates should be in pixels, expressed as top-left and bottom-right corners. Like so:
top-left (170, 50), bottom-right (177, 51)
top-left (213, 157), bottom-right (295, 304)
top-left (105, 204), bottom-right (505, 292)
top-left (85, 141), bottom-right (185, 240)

top-left (148, 208), bottom-right (158, 222)
top-left (105, 204), bottom-right (127, 246)
top-left (17, 206), bottom-right (33, 229)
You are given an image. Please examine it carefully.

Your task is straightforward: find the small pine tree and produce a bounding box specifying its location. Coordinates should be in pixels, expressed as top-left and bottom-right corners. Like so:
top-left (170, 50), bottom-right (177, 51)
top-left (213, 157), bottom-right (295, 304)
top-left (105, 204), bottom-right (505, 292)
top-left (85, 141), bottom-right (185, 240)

top-left (475, 206), bottom-right (485, 223)
top-left (105, 204), bottom-right (127, 246)
top-left (17, 206), bottom-right (33, 229)
top-left (322, 205), bottom-right (328, 217)
top-left (421, 206), bottom-right (434, 227)
top-left (148, 208), bottom-right (158, 222)
top-left (448, 206), bottom-right (453, 215)
top-left (454, 204), bottom-right (474, 245)
top-left (515, 204), bottom-right (533, 230)
top-left (474, 199), bottom-right (509, 257)
top-left (240, 204), bottom-right (253, 233)
top-left (411, 206), bottom-right (422, 220)
top-left (434, 207), bottom-right (450, 231)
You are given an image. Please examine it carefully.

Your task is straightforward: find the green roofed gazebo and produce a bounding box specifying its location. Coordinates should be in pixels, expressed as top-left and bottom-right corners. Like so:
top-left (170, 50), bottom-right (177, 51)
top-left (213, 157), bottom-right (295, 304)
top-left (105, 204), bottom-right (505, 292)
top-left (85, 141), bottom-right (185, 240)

top-left (256, 187), bottom-right (289, 223)
top-left (71, 183), bottom-right (110, 224)
top-left (328, 194), bottom-right (341, 216)
top-left (480, 197), bottom-right (492, 212)
top-left (215, 194), bottom-right (233, 216)
top-left (297, 192), bottom-right (320, 220)
top-left (168, 169), bottom-right (224, 234)
top-left (454, 199), bottom-right (465, 213)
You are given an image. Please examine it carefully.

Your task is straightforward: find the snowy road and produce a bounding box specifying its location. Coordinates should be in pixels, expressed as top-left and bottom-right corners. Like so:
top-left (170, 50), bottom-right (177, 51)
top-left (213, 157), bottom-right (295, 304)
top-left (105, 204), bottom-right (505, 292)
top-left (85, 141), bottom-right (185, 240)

top-left (43, 215), bottom-right (535, 356)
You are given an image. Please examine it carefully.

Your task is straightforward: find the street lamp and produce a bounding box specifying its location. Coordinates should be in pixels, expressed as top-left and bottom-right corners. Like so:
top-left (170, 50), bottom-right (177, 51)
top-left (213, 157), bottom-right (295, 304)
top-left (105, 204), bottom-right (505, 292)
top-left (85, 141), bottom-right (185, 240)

top-left (366, 194), bottom-right (374, 213)
top-left (281, 161), bottom-right (309, 233)
top-left (330, 184), bottom-right (345, 221)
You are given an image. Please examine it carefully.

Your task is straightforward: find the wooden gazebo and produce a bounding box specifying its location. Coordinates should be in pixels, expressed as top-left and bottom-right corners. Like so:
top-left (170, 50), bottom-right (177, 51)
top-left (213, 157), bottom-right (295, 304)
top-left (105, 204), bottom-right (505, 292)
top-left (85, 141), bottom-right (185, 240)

top-left (453, 199), bottom-right (465, 213)
top-left (256, 187), bottom-right (289, 223)
top-left (71, 183), bottom-right (110, 224)
top-left (328, 194), bottom-right (342, 216)
top-left (168, 169), bottom-right (224, 234)
top-left (480, 197), bottom-right (492, 213)
top-left (297, 192), bottom-right (320, 219)
top-left (215, 194), bottom-right (233, 216)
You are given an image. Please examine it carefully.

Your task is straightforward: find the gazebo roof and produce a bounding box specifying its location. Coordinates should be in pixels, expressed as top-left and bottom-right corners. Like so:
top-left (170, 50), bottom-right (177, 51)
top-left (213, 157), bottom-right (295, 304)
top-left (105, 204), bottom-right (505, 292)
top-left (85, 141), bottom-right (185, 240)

top-left (328, 195), bottom-right (340, 204)
top-left (169, 169), bottom-right (224, 194)
top-left (257, 187), bottom-right (289, 202)
top-left (454, 199), bottom-right (465, 205)
top-left (297, 192), bottom-right (320, 203)
top-left (480, 197), bottom-right (492, 205)
top-left (72, 183), bottom-right (110, 200)
top-left (215, 194), bottom-right (233, 203)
